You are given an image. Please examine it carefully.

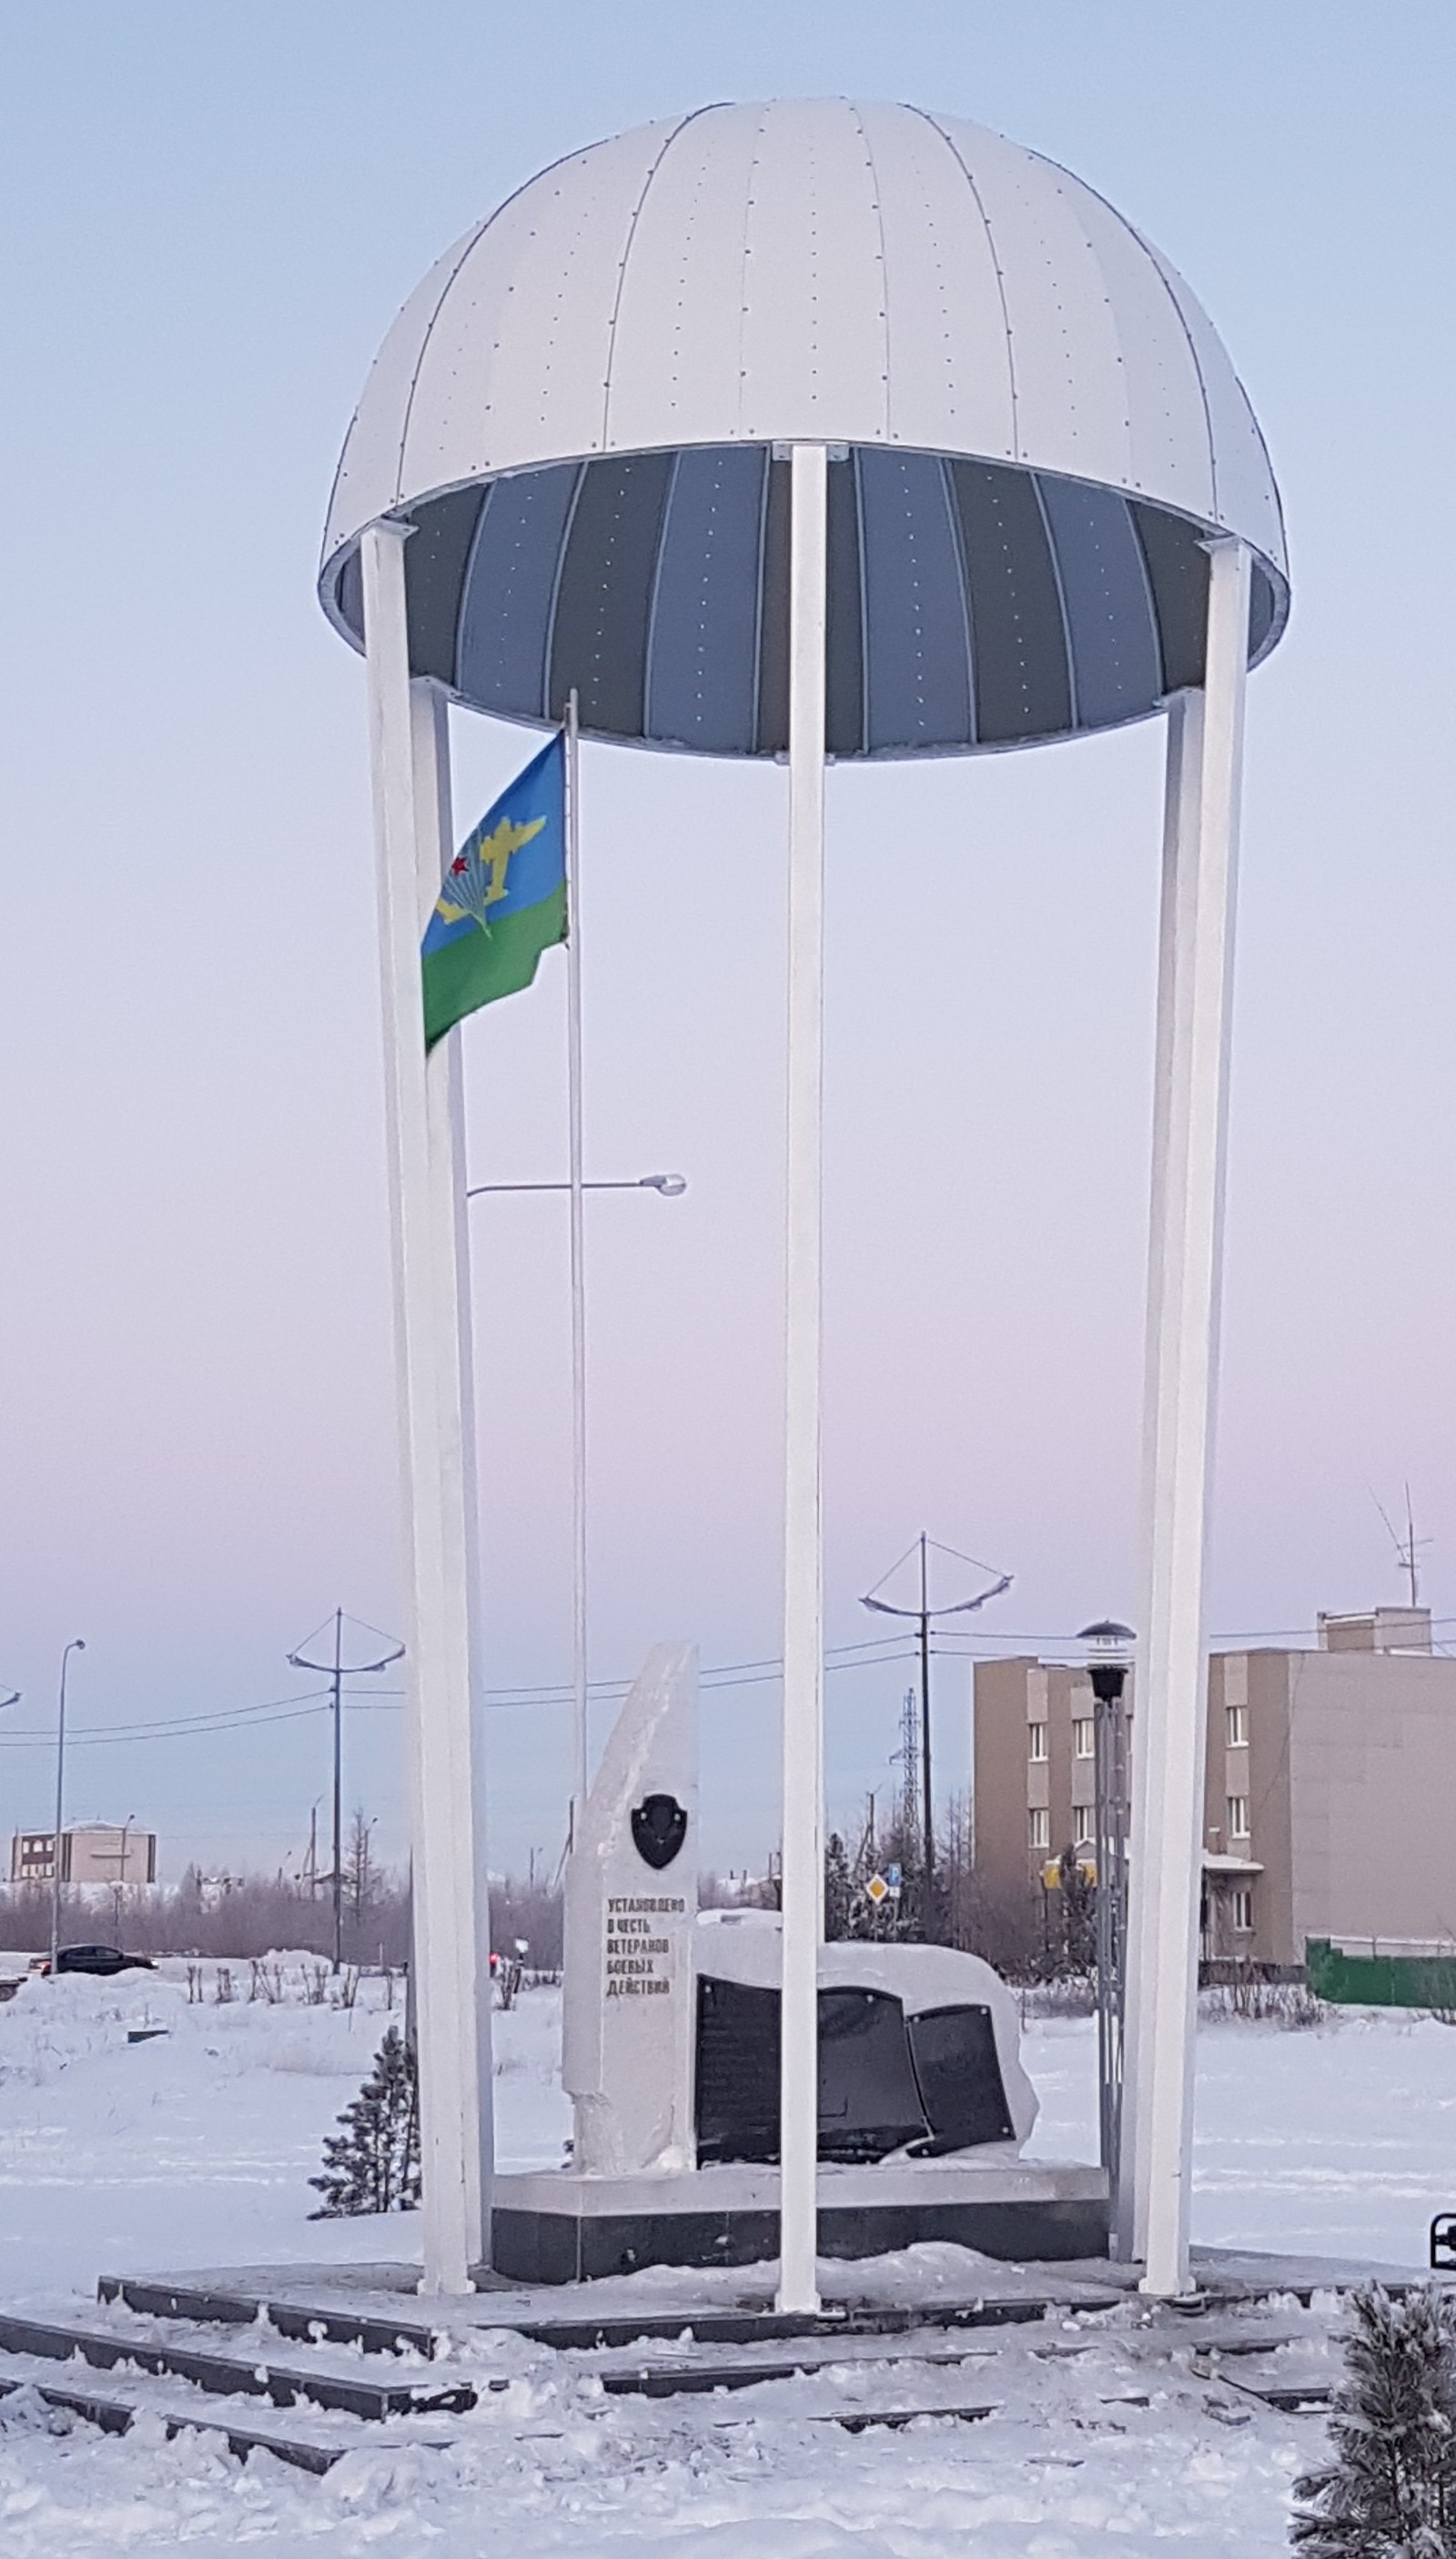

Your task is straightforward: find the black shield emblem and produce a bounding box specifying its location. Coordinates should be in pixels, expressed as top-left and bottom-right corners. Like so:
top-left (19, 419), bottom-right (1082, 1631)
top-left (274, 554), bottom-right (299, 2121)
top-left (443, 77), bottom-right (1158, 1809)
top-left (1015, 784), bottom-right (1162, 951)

top-left (632, 1793), bottom-right (688, 1871)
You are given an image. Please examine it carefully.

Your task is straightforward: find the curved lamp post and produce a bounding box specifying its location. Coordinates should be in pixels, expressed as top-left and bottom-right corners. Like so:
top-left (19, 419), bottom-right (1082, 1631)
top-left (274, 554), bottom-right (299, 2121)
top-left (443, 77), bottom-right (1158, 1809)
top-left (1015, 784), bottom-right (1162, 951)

top-left (0, 1687), bottom-right (19, 1897)
top-left (48, 1638), bottom-right (85, 1977)
top-left (318, 98), bottom-right (1289, 2300)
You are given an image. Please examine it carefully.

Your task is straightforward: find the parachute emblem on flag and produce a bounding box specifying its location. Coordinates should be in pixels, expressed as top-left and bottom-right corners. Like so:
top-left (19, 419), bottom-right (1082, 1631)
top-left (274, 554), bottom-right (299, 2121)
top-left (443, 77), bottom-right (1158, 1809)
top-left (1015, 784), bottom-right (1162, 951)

top-left (420, 730), bottom-right (566, 1049)
top-left (434, 813), bottom-right (546, 936)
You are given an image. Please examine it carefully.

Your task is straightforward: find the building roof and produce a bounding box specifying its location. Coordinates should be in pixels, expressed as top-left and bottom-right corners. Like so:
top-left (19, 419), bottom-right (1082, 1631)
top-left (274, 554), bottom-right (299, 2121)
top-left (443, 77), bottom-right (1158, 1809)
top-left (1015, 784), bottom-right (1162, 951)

top-left (319, 100), bottom-right (1289, 759)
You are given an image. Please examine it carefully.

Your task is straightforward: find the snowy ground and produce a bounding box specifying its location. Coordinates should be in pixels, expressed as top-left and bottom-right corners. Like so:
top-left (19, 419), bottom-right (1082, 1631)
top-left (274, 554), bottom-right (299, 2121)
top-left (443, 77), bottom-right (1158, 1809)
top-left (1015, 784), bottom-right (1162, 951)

top-left (0, 1960), bottom-right (1453, 2551)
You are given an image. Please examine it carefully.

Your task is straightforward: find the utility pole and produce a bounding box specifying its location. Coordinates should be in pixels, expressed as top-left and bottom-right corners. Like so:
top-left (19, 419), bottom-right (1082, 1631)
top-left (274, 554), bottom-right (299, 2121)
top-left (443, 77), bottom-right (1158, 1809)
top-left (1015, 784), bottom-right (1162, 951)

top-left (112, 1815), bottom-right (134, 1939)
top-left (47, 1639), bottom-right (85, 1978)
top-left (330, 1613), bottom-right (342, 1968)
top-left (288, 1612), bottom-right (404, 1973)
top-left (918, 1536), bottom-right (933, 1893)
top-left (862, 1537), bottom-right (1011, 1929)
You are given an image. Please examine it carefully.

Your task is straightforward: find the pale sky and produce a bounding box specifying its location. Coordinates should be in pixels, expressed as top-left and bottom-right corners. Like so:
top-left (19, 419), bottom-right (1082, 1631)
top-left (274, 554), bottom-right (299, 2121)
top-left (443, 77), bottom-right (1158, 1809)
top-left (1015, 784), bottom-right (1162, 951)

top-left (1, 2), bottom-right (1452, 1882)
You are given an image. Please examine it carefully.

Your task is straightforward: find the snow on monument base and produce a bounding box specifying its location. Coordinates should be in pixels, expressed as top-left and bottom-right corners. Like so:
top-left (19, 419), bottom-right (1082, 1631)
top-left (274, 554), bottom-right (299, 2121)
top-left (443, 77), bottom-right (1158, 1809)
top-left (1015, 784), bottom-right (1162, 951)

top-left (489, 2157), bottom-right (1110, 2285)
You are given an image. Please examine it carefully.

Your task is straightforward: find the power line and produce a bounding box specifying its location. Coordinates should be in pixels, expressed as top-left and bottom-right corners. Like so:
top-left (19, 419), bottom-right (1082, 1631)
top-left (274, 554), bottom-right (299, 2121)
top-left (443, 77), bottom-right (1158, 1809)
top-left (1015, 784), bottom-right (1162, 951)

top-left (0, 1690), bottom-right (333, 1745)
top-left (3, 1605), bottom-right (1450, 1754)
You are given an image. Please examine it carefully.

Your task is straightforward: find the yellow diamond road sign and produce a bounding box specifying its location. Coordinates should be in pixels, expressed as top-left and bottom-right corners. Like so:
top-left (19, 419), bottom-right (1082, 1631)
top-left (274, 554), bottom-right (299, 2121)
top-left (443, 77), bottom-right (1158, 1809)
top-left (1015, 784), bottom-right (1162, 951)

top-left (865, 1874), bottom-right (889, 1905)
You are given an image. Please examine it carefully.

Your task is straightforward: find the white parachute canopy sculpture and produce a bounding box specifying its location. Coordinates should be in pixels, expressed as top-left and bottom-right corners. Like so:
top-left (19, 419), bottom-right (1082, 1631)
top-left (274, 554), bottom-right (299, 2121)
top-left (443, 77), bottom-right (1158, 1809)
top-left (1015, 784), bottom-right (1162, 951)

top-left (318, 98), bottom-right (1288, 2304)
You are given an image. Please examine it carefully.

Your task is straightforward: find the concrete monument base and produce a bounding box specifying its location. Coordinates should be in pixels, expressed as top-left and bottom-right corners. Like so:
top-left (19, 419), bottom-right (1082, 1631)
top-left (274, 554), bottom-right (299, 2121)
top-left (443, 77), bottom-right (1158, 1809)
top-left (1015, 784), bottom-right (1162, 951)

top-left (489, 2157), bottom-right (1109, 2286)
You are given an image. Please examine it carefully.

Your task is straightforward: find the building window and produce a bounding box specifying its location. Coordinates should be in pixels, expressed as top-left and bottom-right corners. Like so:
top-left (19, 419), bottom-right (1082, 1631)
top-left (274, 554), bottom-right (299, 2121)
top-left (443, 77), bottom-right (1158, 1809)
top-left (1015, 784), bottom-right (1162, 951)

top-left (1029, 1806), bottom-right (1049, 1851)
top-left (1231, 1887), bottom-right (1253, 1933)
top-left (1074, 1817), bottom-right (1096, 1853)
top-left (1226, 1795), bottom-right (1249, 1839)
top-left (1226, 1704), bottom-right (1249, 1748)
top-left (1073, 1718), bottom-right (1095, 1759)
top-left (1027, 1723), bottom-right (1047, 1763)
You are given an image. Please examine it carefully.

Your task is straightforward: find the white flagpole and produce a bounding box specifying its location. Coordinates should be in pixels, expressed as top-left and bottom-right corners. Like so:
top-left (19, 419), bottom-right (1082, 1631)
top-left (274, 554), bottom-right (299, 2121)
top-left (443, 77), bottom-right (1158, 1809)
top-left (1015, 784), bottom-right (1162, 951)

top-left (565, 690), bottom-right (589, 1834)
top-left (777, 441), bottom-right (828, 2317)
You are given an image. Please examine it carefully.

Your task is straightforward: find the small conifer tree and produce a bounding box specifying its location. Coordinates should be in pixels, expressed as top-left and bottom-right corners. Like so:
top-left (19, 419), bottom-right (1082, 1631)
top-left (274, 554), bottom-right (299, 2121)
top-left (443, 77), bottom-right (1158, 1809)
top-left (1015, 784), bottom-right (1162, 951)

top-left (1058, 1847), bottom-right (1097, 1977)
top-left (824, 1834), bottom-right (853, 1940)
top-left (309, 2026), bottom-right (421, 2218)
top-left (1292, 2281), bottom-right (1456, 2555)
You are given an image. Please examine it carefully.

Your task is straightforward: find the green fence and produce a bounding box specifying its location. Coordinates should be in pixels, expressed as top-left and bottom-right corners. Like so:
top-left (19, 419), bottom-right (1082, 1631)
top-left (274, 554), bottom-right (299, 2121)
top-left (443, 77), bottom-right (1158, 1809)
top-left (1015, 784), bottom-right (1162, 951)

top-left (1306, 1937), bottom-right (1456, 2009)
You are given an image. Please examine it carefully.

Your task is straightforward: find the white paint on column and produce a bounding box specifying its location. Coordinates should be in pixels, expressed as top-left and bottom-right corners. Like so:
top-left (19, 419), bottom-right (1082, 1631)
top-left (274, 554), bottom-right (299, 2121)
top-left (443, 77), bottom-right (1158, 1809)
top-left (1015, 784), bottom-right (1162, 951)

top-left (562, 1644), bottom-right (699, 2176)
top-left (778, 441), bottom-right (828, 2318)
top-left (1118, 686), bottom-right (1203, 2263)
top-left (360, 521), bottom-right (491, 2294)
top-left (1123, 540), bottom-right (1251, 2298)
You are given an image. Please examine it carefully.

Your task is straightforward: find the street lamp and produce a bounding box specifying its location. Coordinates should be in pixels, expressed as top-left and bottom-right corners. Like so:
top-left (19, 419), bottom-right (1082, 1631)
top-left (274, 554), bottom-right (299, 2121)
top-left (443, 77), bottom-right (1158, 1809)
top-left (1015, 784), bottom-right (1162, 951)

top-left (465, 1172), bottom-right (686, 1198)
top-left (0, 1686), bottom-right (19, 1900)
top-left (48, 1639), bottom-right (86, 1977)
top-left (1078, 1619), bottom-right (1135, 2198)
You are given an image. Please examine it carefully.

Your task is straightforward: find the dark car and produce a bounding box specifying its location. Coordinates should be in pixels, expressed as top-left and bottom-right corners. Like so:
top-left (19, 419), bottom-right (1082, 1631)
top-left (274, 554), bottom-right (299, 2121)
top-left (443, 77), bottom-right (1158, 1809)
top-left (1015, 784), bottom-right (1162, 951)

top-left (39, 1944), bottom-right (156, 1978)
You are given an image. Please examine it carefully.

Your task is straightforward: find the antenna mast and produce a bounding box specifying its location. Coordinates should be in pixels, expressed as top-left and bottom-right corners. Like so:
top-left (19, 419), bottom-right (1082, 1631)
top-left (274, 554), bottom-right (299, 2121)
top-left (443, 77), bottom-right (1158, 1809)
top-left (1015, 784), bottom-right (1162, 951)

top-left (1372, 1484), bottom-right (1431, 1610)
top-left (1402, 1484), bottom-right (1423, 1608)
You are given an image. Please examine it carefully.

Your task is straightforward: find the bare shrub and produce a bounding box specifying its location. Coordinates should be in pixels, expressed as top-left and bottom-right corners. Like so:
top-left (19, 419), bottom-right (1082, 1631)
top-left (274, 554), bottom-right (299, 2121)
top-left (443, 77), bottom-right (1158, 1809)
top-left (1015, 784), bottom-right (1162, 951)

top-left (1202, 1975), bottom-right (1330, 2028)
top-left (1020, 1976), bottom-right (1098, 2020)
top-left (486, 1874), bottom-right (563, 1971)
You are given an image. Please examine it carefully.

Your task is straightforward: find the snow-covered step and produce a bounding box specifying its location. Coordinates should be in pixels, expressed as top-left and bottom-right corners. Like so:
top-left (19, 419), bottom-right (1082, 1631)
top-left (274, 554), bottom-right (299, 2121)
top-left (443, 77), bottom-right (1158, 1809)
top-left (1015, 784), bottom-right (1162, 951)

top-left (1207, 2368), bottom-right (1333, 2414)
top-left (98, 2268), bottom-right (1067, 2352)
top-left (0, 2368), bottom-right (399, 2473)
top-left (0, 2311), bottom-right (475, 2421)
top-left (516, 2296), bottom-right (1053, 2350)
top-left (97, 2273), bottom-right (440, 2358)
top-left (814, 2399), bottom-right (997, 2431)
top-left (596, 2343), bottom-right (996, 2398)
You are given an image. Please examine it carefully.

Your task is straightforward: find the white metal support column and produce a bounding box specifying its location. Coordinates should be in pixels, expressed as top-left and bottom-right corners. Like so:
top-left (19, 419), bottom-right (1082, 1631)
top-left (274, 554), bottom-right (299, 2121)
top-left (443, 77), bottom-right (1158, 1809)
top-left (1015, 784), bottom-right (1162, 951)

top-left (564, 691), bottom-right (589, 1834)
top-left (1121, 538), bottom-right (1251, 2298)
top-left (778, 441), bottom-right (828, 2318)
top-left (361, 518), bottom-right (492, 2296)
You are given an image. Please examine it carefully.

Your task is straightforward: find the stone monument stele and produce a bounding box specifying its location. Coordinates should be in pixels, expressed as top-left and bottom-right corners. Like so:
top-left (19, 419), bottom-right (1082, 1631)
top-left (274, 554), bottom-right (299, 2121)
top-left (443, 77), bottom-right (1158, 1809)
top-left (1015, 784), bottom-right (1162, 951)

top-left (561, 1643), bottom-right (699, 2176)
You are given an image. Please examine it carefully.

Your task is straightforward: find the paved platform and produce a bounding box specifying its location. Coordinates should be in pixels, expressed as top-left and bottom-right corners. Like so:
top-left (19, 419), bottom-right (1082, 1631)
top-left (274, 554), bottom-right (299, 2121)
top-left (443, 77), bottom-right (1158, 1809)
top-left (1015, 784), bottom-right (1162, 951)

top-left (0, 2241), bottom-right (1434, 2479)
top-left (94, 2240), bottom-right (1438, 2353)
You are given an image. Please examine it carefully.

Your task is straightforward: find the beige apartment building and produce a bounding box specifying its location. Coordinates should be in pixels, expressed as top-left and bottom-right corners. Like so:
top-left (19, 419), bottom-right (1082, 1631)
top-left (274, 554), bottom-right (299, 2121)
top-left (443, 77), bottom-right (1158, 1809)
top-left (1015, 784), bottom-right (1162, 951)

top-left (973, 1609), bottom-right (1456, 1967)
top-left (10, 1823), bottom-right (157, 1887)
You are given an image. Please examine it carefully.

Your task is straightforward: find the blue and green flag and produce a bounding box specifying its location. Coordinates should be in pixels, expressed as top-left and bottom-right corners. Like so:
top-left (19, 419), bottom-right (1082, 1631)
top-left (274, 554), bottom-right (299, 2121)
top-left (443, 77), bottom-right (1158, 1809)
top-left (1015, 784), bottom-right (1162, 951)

top-left (421, 732), bottom-right (566, 1049)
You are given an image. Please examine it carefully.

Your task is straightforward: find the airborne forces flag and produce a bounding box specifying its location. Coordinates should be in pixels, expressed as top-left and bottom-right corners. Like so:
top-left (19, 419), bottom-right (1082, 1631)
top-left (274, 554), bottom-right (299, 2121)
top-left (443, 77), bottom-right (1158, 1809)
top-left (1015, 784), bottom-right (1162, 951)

top-left (421, 732), bottom-right (567, 1048)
